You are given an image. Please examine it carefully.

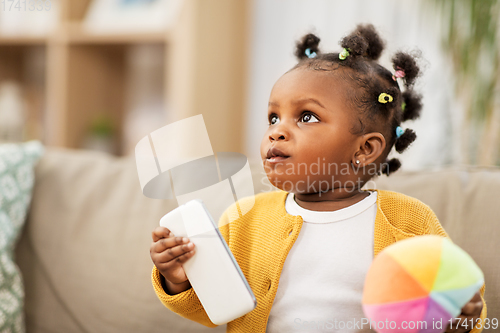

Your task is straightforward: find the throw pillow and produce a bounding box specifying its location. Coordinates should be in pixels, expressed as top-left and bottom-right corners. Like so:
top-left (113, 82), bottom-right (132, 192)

top-left (0, 141), bottom-right (43, 332)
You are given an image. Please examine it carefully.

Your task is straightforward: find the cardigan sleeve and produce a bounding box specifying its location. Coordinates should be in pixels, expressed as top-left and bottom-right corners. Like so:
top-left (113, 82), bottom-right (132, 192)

top-left (422, 206), bottom-right (449, 238)
top-left (151, 266), bottom-right (216, 327)
top-left (423, 207), bottom-right (487, 333)
top-left (150, 207), bottom-right (235, 327)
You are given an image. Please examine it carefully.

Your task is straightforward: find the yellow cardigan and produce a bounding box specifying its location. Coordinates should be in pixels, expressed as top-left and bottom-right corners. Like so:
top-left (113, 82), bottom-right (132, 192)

top-left (152, 190), bottom-right (486, 333)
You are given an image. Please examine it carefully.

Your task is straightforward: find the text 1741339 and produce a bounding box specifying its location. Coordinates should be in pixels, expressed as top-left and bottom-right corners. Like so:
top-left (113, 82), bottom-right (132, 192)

top-left (1, 0), bottom-right (51, 11)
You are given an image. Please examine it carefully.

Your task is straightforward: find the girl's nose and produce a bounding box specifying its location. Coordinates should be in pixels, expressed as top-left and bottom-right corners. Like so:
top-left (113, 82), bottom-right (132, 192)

top-left (269, 124), bottom-right (289, 141)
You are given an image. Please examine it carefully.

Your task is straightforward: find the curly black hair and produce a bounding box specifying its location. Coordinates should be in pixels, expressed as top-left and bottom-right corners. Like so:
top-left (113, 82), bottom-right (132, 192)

top-left (293, 24), bottom-right (422, 176)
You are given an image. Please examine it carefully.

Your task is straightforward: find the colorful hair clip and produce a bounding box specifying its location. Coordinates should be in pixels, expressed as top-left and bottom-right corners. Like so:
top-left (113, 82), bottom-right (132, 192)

top-left (396, 126), bottom-right (404, 138)
top-left (392, 68), bottom-right (406, 81)
top-left (378, 93), bottom-right (393, 104)
top-left (305, 48), bottom-right (317, 59)
top-left (339, 48), bottom-right (350, 60)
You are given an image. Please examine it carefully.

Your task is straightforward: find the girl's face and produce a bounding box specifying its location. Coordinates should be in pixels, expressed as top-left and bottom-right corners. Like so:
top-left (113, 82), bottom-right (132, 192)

top-left (260, 68), bottom-right (361, 194)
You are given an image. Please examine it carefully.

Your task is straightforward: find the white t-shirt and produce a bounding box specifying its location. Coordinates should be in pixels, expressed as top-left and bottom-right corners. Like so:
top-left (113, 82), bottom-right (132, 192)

top-left (266, 191), bottom-right (378, 333)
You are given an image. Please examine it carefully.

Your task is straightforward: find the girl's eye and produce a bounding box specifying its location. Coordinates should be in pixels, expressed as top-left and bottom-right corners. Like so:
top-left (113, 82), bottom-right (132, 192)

top-left (269, 114), bottom-right (280, 125)
top-left (300, 113), bottom-right (319, 123)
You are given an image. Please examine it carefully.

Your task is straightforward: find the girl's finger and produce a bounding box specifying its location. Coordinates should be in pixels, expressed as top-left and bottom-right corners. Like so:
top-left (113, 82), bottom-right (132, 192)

top-left (461, 300), bottom-right (483, 316)
top-left (157, 242), bottom-right (195, 263)
top-left (469, 292), bottom-right (481, 303)
top-left (158, 249), bottom-right (195, 271)
top-left (173, 249), bottom-right (196, 264)
top-left (156, 259), bottom-right (178, 273)
top-left (152, 226), bottom-right (171, 242)
top-left (154, 236), bottom-right (189, 254)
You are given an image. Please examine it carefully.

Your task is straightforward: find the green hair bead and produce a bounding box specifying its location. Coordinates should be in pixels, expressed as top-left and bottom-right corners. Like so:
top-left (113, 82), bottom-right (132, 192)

top-left (339, 48), bottom-right (350, 60)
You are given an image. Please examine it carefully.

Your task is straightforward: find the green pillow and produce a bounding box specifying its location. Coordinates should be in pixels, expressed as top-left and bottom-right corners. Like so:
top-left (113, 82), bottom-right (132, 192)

top-left (0, 141), bottom-right (43, 332)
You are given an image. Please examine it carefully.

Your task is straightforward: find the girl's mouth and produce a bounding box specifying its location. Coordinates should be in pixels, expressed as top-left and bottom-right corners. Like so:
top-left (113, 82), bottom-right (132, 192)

top-left (266, 147), bottom-right (290, 163)
top-left (267, 156), bottom-right (289, 163)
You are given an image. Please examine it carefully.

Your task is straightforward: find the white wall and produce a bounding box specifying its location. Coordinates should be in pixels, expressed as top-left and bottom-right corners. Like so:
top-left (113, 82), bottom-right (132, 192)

top-left (245, 0), bottom-right (460, 170)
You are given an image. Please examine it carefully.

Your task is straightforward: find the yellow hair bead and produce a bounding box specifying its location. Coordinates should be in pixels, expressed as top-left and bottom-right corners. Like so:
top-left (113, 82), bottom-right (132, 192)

top-left (378, 93), bottom-right (393, 104)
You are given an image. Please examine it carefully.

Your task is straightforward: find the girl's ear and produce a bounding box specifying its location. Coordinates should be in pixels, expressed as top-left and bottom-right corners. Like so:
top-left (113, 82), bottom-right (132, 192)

top-left (353, 132), bottom-right (386, 166)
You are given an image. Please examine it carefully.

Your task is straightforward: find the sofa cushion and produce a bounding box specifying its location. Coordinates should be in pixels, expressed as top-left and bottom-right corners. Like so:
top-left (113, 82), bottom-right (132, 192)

top-left (16, 148), bottom-right (227, 333)
top-left (0, 141), bottom-right (43, 332)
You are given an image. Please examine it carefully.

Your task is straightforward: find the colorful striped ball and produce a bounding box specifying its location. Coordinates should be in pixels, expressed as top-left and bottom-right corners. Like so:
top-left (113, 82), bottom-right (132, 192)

top-left (362, 235), bottom-right (484, 333)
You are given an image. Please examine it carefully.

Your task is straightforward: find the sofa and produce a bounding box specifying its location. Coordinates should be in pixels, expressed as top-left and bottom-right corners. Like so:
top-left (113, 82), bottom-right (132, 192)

top-left (14, 148), bottom-right (500, 332)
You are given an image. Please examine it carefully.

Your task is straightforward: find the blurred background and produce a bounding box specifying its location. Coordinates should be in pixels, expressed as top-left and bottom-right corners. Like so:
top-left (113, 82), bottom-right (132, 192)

top-left (0, 0), bottom-right (499, 170)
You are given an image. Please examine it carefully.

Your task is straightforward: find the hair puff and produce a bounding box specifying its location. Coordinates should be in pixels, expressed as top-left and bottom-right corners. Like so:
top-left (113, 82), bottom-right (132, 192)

top-left (295, 33), bottom-right (321, 60)
top-left (401, 90), bottom-right (422, 121)
top-left (392, 52), bottom-right (420, 87)
top-left (395, 128), bottom-right (416, 153)
top-left (340, 32), bottom-right (368, 57)
top-left (340, 24), bottom-right (385, 60)
top-left (381, 158), bottom-right (401, 176)
top-left (355, 24), bottom-right (385, 60)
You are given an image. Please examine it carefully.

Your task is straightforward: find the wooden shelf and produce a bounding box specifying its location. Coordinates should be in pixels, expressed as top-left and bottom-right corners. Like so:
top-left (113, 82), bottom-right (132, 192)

top-left (0, 28), bottom-right (169, 45)
top-left (0, 0), bottom-right (249, 155)
top-left (63, 23), bottom-right (171, 44)
top-left (0, 35), bottom-right (48, 45)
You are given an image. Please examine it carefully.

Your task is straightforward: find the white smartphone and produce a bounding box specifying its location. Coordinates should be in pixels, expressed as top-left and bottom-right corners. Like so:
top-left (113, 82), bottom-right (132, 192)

top-left (159, 200), bottom-right (257, 325)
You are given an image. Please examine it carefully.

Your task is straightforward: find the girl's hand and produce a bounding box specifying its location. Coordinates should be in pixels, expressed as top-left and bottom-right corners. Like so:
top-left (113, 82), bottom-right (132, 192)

top-left (444, 292), bottom-right (483, 333)
top-left (150, 226), bottom-right (196, 294)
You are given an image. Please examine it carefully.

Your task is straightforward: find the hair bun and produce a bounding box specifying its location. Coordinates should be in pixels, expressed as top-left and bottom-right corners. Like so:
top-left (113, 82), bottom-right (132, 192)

top-left (355, 24), bottom-right (385, 60)
top-left (340, 24), bottom-right (384, 60)
top-left (401, 90), bottom-right (422, 121)
top-left (340, 33), bottom-right (368, 57)
top-left (381, 158), bottom-right (401, 176)
top-left (295, 33), bottom-right (320, 60)
top-left (392, 52), bottom-right (420, 87)
top-left (395, 128), bottom-right (417, 153)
